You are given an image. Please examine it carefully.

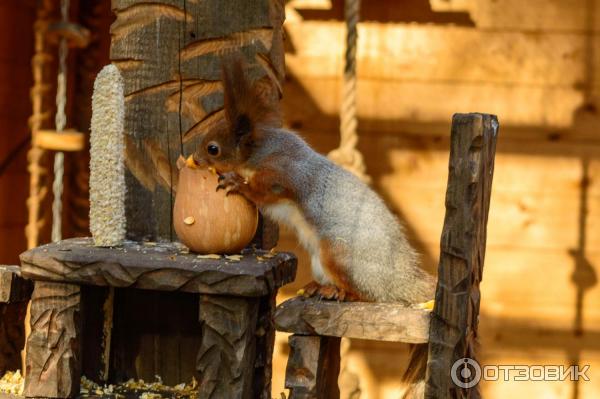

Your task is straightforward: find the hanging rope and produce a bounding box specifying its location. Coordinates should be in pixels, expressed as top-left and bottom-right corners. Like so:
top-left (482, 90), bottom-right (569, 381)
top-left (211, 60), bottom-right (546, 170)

top-left (328, 0), bottom-right (370, 183)
top-left (50, 0), bottom-right (70, 243)
top-left (26, 1), bottom-right (55, 250)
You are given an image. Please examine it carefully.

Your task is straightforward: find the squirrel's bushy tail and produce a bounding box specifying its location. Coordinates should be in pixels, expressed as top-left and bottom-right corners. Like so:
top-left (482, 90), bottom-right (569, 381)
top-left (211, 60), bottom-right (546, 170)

top-left (401, 343), bottom-right (428, 399)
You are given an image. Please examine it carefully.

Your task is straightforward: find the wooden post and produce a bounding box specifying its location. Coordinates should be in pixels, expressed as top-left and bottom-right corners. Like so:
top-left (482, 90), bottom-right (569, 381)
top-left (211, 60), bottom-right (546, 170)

top-left (110, 0), bottom-right (285, 242)
top-left (0, 266), bottom-right (32, 376)
top-left (196, 295), bottom-right (260, 398)
top-left (424, 113), bottom-right (498, 398)
top-left (285, 335), bottom-right (341, 399)
top-left (24, 282), bottom-right (82, 398)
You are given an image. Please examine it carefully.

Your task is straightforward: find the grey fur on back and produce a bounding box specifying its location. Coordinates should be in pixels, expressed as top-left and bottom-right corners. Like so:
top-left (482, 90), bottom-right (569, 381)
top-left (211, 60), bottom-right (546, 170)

top-left (253, 128), bottom-right (436, 304)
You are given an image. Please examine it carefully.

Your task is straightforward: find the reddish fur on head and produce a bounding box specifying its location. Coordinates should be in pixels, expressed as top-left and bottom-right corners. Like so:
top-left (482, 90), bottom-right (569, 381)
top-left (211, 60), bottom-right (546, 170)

top-left (222, 56), bottom-right (281, 143)
top-left (193, 55), bottom-right (280, 171)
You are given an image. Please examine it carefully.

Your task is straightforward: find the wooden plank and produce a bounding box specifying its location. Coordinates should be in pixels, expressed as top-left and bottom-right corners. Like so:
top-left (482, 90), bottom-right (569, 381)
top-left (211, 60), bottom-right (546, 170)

top-left (109, 289), bottom-right (201, 386)
top-left (425, 113), bottom-right (498, 398)
top-left (285, 21), bottom-right (589, 86)
top-left (287, 77), bottom-right (582, 129)
top-left (285, 334), bottom-right (341, 399)
top-left (384, 186), bottom-right (600, 252)
top-left (477, 248), bottom-right (600, 326)
top-left (110, 0), bottom-right (285, 241)
top-left (196, 295), bottom-right (260, 398)
top-left (24, 282), bottom-right (82, 398)
top-left (274, 297), bottom-right (430, 344)
top-left (0, 266), bottom-right (32, 303)
top-left (19, 237), bottom-right (297, 297)
top-left (469, 0), bottom-right (600, 31)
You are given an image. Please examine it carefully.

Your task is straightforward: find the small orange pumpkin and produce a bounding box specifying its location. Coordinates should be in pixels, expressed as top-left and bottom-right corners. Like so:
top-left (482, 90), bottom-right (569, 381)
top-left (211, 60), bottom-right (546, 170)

top-left (173, 156), bottom-right (258, 254)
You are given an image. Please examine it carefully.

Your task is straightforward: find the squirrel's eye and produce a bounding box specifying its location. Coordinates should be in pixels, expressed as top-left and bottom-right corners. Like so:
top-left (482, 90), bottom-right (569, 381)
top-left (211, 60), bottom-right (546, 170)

top-left (206, 142), bottom-right (220, 156)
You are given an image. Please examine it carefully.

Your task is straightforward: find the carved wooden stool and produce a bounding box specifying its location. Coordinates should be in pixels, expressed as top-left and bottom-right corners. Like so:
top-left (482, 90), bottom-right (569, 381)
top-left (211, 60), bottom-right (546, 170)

top-left (275, 113), bottom-right (499, 399)
top-left (19, 238), bottom-right (296, 399)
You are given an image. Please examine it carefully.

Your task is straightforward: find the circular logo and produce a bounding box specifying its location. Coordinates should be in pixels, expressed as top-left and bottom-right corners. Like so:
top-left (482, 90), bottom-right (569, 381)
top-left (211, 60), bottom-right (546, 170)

top-left (451, 358), bottom-right (482, 388)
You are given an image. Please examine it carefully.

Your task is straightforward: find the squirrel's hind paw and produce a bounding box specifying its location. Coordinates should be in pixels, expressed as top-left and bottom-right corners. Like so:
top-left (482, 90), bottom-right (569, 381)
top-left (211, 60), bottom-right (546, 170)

top-left (299, 281), bottom-right (359, 302)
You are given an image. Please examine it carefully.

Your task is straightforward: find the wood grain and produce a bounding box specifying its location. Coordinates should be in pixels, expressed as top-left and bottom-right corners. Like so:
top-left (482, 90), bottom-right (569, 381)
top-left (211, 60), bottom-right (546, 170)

top-left (0, 301), bottom-right (28, 377)
top-left (285, 335), bottom-right (341, 399)
top-left (0, 266), bottom-right (32, 303)
top-left (0, 266), bottom-right (31, 375)
top-left (424, 113), bottom-right (499, 398)
top-left (110, 0), bottom-right (285, 241)
top-left (196, 295), bottom-right (260, 398)
top-left (274, 297), bottom-right (430, 344)
top-left (19, 237), bottom-right (296, 297)
top-left (24, 282), bottom-right (81, 398)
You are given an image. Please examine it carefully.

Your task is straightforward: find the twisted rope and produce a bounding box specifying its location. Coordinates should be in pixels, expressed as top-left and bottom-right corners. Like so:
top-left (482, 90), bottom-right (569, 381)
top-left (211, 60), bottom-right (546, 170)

top-left (26, 2), bottom-right (55, 249)
top-left (50, 0), bottom-right (70, 242)
top-left (328, 0), bottom-right (370, 183)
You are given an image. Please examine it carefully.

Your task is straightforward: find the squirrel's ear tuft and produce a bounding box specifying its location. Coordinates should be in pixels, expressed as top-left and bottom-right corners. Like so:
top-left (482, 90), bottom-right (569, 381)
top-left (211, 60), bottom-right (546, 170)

top-left (221, 55), bottom-right (280, 141)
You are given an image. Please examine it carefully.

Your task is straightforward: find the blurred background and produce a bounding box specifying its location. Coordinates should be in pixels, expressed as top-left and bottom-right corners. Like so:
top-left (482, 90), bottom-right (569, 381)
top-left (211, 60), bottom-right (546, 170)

top-left (0, 0), bottom-right (599, 398)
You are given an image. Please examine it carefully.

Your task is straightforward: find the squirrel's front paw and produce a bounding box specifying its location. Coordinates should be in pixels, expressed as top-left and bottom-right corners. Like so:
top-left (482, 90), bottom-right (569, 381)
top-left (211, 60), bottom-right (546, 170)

top-left (216, 172), bottom-right (247, 196)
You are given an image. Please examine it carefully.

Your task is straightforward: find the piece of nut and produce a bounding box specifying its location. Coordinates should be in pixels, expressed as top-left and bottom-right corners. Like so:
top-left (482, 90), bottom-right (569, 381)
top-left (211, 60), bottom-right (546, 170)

top-left (183, 216), bottom-right (195, 225)
top-left (185, 155), bottom-right (198, 169)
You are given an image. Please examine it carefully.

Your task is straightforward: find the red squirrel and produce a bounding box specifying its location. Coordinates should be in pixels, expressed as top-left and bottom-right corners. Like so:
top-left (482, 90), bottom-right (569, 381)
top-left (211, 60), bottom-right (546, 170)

top-left (192, 59), bottom-right (436, 305)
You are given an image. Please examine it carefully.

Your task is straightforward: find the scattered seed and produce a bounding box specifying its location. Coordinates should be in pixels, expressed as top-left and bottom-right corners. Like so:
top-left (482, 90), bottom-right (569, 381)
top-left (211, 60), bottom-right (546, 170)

top-left (184, 216), bottom-right (195, 225)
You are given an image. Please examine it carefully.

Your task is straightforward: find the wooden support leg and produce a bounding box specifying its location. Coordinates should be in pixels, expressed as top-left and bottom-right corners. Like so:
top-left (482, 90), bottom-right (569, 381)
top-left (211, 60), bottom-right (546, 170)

top-left (0, 266), bottom-right (32, 375)
top-left (197, 295), bottom-right (260, 399)
top-left (425, 113), bottom-right (498, 398)
top-left (24, 282), bottom-right (82, 398)
top-left (285, 335), bottom-right (341, 399)
top-left (253, 291), bottom-right (278, 399)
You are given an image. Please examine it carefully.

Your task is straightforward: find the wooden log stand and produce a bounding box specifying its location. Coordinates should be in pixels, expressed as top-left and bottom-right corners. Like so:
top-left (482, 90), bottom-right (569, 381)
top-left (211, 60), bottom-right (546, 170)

top-left (275, 113), bottom-right (499, 399)
top-left (0, 266), bottom-right (33, 377)
top-left (19, 238), bottom-right (296, 398)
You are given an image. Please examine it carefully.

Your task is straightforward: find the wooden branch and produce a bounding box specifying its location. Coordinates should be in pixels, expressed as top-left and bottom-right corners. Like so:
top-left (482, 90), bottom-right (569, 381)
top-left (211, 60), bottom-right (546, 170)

top-left (0, 266), bottom-right (33, 303)
top-left (285, 335), bottom-right (341, 399)
top-left (24, 282), bottom-right (82, 398)
top-left (19, 237), bottom-right (296, 297)
top-left (197, 295), bottom-right (260, 398)
top-left (424, 113), bottom-right (498, 398)
top-left (274, 297), bottom-right (430, 344)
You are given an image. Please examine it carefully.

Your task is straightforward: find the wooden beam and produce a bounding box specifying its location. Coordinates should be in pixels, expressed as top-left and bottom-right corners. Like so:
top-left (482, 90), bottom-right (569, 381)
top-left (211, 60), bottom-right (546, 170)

top-left (285, 335), bottom-right (341, 399)
top-left (196, 295), bottom-right (260, 398)
top-left (424, 113), bottom-right (499, 398)
top-left (19, 237), bottom-right (296, 297)
top-left (24, 282), bottom-right (82, 398)
top-left (274, 297), bottom-right (430, 343)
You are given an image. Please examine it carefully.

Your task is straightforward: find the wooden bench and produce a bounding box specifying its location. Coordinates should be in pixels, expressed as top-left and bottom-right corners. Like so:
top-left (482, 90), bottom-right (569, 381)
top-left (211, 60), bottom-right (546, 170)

top-left (274, 113), bottom-right (499, 399)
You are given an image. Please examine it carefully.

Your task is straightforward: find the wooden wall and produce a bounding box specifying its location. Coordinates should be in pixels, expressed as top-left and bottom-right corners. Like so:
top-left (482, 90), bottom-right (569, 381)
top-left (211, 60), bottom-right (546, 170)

top-left (272, 1), bottom-right (600, 398)
top-left (0, 1), bottom-right (36, 264)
